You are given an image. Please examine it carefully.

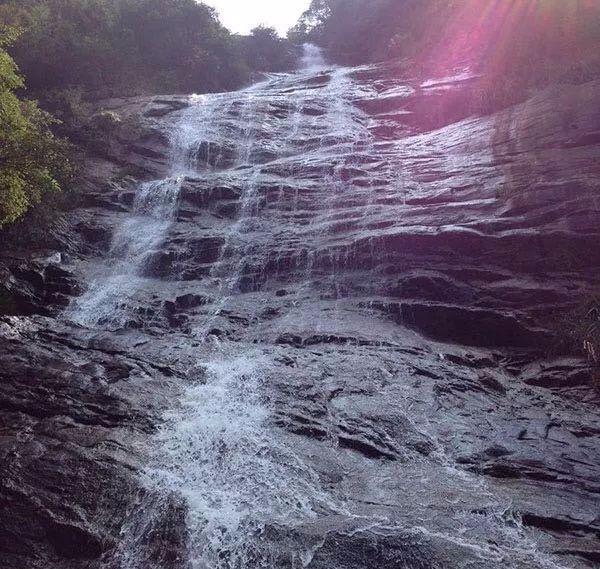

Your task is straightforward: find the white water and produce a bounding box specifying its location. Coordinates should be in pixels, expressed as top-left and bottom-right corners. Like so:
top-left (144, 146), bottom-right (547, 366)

top-left (299, 43), bottom-right (327, 71)
top-left (111, 45), bottom-right (350, 569)
top-left (67, 43), bottom-right (573, 569)
top-left (68, 95), bottom-right (224, 328)
top-left (145, 348), bottom-right (335, 569)
top-left (70, 177), bottom-right (183, 327)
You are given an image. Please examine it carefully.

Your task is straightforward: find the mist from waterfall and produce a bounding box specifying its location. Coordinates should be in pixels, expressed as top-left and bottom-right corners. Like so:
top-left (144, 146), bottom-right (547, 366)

top-left (299, 43), bottom-right (327, 71)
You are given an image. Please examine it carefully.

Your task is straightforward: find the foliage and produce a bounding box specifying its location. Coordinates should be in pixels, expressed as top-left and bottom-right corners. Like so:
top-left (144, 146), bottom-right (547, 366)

top-left (0, 1), bottom-right (296, 229)
top-left (576, 299), bottom-right (600, 365)
top-left (289, 0), bottom-right (433, 64)
top-left (560, 297), bottom-right (600, 386)
top-left (242, 26), bottom-right (296, 73)
top-left (0, 27), bottom-right (72, 227)
top-left (0, 0), bottom-right (296, 99)
top-left (290, 0), bottom-right (600, 89)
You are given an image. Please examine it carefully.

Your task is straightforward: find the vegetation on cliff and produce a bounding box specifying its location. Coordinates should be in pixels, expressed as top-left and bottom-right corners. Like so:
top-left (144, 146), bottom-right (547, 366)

top-left (2, 0), bottom-right (599, 229)
top-left (0, 0), bottom-right (296, 228)
top-left (0, 0), bottom-right (295, 98)
top-left (0, 28), bottom-right (72, 227)
top-left (291, 0), bottom-right (600, 90)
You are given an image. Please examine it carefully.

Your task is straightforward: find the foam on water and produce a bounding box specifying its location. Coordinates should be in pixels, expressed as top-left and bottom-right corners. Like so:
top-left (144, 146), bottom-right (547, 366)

top-left (146, 350), bottom-right (334, 568)
top-left (299, 43), bottom-right (327, 71)
top-left (68, 96), bottom-right (223, 327)
top-left (106, 46), bottom-right (345, 568)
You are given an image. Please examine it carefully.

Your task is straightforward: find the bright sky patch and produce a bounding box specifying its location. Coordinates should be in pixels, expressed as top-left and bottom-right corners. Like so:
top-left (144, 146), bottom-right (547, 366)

top-left (204, 0), bottom-right (311, 35)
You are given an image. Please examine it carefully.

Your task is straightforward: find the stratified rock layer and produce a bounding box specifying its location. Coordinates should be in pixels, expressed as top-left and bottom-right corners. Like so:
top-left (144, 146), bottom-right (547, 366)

top-left (1, 60), bottom-right (599, 568)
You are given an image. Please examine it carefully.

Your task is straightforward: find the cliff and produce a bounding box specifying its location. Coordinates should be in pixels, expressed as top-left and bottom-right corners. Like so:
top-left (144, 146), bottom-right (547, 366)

top-left (1, 55), bottom-right (599, 568)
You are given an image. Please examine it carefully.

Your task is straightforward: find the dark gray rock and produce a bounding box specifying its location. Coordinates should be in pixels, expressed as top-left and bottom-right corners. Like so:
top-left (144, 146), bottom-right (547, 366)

top-left (1, 58), bottom-right (599, 569)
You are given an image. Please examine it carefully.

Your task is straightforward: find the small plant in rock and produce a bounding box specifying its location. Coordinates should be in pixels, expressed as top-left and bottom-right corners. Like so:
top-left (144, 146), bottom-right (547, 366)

top-left (582, 303), bottom-right (600, 386)
top-left (90, 110), bottom-right (122, 132)
top-left (566, 297), bottom-right (600, 387)
top-left (72, 110), bottom-right (124, 154)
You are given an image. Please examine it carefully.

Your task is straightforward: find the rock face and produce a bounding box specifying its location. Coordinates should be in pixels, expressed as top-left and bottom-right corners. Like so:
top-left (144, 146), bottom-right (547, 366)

top-left (1, 54), bottom-right (600, 569)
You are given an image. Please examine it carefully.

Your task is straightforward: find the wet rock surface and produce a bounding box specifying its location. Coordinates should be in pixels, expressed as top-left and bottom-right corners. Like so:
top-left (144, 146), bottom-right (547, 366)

top-left (1, 56), bottom-right (600, 568)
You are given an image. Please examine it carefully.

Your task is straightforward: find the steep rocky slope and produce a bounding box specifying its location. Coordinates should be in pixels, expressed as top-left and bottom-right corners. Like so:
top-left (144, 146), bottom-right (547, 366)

top-left (1, 52), bottom-right (599, 568)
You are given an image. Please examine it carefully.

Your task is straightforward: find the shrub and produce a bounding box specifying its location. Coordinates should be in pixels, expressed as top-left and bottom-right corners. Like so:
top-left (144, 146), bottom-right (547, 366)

top-left (0, 0), bottom-right (296, 99)
top-left (562, 298), bottom-right (600, 386)
top-left (580, 301), bottom-right (600, 366)
top-left (291, 0), bottom-right (600, 90)
top-left (0, 27), bottom-right (73, 227)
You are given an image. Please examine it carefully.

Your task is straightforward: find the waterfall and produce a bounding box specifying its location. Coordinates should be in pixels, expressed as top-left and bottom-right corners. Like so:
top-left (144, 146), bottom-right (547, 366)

top-left (141, 349), bottom-right (336, 569)
top-left (96, 45), bottom-right (348, 568)
top-left (59, 41), bottom-right (587, 569)
top-left (69, 177), bottom-right (183, 327)
top-left (299, 43), bottom-right (327, 71)
top-left (68, 95), bottom-right (222, 328)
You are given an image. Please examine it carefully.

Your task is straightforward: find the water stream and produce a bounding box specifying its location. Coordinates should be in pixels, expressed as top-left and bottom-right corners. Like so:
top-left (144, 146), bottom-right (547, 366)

top-left (65, 45), bottom-right (581, 569)
top-left (86, 45), bottom-right (355, 569)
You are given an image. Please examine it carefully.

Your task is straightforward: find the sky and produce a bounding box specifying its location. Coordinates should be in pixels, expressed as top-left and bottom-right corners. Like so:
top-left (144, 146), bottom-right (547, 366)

top-left (204, 0), bottom-right (311, 36)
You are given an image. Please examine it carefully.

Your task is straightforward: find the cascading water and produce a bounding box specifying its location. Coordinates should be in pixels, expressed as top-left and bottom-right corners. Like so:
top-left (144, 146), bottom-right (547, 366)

top-left (68, 95), bottom-right (222, 328)
top-left (107, 46), bottom-right (357, 569)
top-left (142, 348), bottom-right (337, 569)
top-left (299, 43), bottom-right (327, 71)
top-left (66, 44), bottom-right (580, 569)
top-left (69, 176), bottom-right (182, 327)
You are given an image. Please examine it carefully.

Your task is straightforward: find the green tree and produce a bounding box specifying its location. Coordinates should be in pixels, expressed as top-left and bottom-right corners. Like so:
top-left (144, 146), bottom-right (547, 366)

top-left (243, 26), bottom-right (296, 72)
top-left (290, 0), bottom-right (600, 75)
top-left (289, 0), bottom-right (408, 64)
top-left (0, 27), bottom-right (71, 226)
top-left (0, 0), bottom-right (295, 98)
